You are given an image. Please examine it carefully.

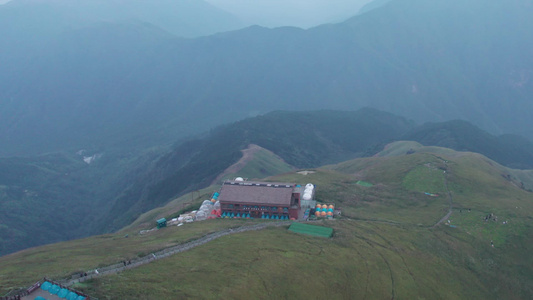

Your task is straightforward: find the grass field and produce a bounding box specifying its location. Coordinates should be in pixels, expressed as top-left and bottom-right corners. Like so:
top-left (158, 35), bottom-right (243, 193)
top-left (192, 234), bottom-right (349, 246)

top-left (77, 220), bottom-right (526, 299)
top-left (402, 164), bottom-right (446, 194)
top-left (0, 218), bottom-right (261, 294)
top-left (1, 145), bottom-right (532, 299)
top-left (318, 154), bottom-right (452, 226)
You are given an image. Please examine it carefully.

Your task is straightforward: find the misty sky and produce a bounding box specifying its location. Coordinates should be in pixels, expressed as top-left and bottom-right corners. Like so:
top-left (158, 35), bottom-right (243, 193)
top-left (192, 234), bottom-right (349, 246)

top-left (0, 0), bottom-right (375, 28)
top-left (206, 0), bottom-right (374, 28)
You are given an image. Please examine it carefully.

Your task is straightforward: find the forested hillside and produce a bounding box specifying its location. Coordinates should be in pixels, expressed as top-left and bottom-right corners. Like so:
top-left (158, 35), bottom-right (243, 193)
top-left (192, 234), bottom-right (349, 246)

top-left (0, 148), bottom-right (164, 256)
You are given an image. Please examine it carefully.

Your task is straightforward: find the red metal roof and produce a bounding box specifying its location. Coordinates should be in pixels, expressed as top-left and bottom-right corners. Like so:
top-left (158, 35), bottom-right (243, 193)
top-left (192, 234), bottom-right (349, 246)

top-left (218, 181), bottom-right (295, 206)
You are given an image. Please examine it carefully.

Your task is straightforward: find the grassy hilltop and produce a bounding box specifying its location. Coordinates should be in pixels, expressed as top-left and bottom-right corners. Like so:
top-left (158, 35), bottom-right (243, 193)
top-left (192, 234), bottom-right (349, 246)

top-left (1, 143), bottom-right (532, 299)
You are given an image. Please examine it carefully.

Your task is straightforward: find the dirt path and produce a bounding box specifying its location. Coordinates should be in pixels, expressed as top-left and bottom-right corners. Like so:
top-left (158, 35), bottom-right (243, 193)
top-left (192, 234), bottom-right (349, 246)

top-left (354, 233), bottom-right (396, 300)
top-left (61, 221), bottom-right (291, 287)
top-left (433, 161), bottom-right (453, 228)
top-left (210, 144), bottom-right (263, 184)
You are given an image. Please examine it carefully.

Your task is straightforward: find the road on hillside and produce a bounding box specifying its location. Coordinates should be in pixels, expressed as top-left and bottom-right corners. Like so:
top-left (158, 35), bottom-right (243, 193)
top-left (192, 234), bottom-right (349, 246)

top-left (61, 221), bottom-right (291, 287)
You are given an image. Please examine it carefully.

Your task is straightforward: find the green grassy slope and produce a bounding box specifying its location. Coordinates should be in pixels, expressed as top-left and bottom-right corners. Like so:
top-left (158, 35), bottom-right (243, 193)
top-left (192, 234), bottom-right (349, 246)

top-left (402, 120), bottom-right (533, 169)
top-left (319, 153), bottom-right (451, 225)
top-left (120, 186), bottom-right (219, 233)
top-left (1, 146), bottom-right (532, 299)
top-left (215, 145), bottom-right (295, 182)
top-left (509, 169), bottom-right (533, 192)
top-left (377, 141), bottom-right (533, 191)
top-left (81, 222), bottom-right (497, 300)
top-left (0, 218), bottom-right (257, 294)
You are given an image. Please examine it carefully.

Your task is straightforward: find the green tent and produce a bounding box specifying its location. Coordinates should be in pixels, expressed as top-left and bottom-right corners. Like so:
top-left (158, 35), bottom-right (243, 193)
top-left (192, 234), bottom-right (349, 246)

top-left (288, 222), bottom-right (333, 238)
top-left (157, 218), bottom-right (167, 228)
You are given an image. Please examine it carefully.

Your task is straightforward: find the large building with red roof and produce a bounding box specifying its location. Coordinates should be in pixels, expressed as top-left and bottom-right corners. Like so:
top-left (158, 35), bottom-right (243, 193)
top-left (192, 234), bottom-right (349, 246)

top-left (218, 180), bottom-right (303, 219)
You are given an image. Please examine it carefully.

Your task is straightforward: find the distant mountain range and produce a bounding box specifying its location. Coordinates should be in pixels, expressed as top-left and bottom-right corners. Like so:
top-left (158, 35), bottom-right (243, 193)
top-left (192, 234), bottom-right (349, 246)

top-left (0, 0), bottom-right (243, 38)
top-left (1, 0), bottom-right (532, 156)
top-left (203, 0), bottom-right (372, 28)
top-left (358, 0), bottom-right (392, 14)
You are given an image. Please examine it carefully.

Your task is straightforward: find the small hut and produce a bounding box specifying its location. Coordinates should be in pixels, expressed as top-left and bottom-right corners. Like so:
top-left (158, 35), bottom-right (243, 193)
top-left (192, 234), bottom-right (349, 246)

top-left (157, 218), bottom-right (167, 228)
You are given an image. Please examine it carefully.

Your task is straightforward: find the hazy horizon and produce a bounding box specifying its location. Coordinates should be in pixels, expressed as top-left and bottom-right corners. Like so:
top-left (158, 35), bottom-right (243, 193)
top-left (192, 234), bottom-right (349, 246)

top-left (205, 0), bottom-right (374, 28)
top-left (0, 0), bottom-right (375, 28)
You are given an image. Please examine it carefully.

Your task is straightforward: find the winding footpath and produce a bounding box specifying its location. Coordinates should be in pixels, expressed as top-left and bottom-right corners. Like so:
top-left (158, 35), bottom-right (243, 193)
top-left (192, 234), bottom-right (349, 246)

top-left (433, 161), bottom-right (453, 228)
top-left (61, 221), bottom-right (291, 287)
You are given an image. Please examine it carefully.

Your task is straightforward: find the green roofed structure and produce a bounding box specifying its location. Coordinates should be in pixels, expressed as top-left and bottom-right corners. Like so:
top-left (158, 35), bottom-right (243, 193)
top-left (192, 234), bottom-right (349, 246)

top-left (288, 222), bottom-right (333, 238)
top-left (157, 218), bottom-right (167, 228)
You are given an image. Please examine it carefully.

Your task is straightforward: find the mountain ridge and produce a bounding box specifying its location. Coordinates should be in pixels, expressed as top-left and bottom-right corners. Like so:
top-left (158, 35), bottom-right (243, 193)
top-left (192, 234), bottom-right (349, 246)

top-left (1, 0), bottom-right (533, 156)
top-left (1, 0), bottom-right (244, 38)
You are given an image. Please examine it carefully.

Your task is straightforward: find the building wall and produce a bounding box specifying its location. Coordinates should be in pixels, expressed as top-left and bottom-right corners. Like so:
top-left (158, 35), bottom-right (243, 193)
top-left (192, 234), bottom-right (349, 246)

top-left (289, 208), bottom-right (299, 219)
top-left (221, 202), bottom-right (291, 218)
top-left (218, 185), bottom-right (301, 219)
